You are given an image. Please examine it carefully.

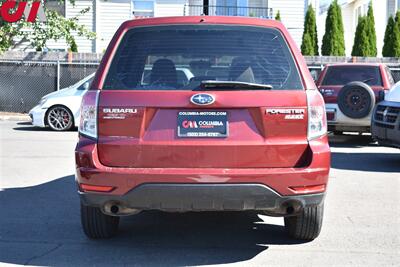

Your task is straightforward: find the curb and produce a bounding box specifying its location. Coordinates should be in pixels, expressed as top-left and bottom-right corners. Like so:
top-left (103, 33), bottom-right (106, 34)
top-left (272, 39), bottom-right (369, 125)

top-left (0, 114), bottom-right (31, 122)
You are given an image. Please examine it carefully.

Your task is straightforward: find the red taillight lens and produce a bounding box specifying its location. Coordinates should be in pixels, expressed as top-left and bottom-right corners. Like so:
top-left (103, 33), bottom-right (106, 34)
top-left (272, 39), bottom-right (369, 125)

top-left (79, 90), bottom-right (99, 139)
top-left (307, 90), bottom-right (327, 140)
top-left (80, 184), bottom-right (114, 193)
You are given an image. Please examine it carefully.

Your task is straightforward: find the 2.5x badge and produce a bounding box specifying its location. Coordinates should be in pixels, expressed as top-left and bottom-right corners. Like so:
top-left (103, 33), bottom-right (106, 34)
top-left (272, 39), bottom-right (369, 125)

top-left (266, 108), bottom-right (305, 120)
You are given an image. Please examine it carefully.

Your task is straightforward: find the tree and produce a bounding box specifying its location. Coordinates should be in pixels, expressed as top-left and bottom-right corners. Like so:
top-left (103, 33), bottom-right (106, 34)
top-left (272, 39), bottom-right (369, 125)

top-left (392, 11), bottom-right (400, 57)
top-left (275, 10), bottom-right (281, 21)
top-left (382, 16), bottom-right (395, 57)
top-left (366, 2), bottom-right (377, 56)
top-left (301, 33), bottom-right (314, 56)
top-left (0, 20), bottom-right (19, 53)
top-left (70, 39), bottom-right (78, 52)
top-left (0, 0), bottom-right (95, 53)
top-left (301, 4), bottom-right (318, 56)
top-left (351, 16), bottom-right (370, 56)
top-left (321, 0), bottom-right (346, 56)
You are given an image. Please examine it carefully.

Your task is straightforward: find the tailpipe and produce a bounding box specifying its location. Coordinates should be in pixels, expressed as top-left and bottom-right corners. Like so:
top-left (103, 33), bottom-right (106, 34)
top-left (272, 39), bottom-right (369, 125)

top-left (281, 200), bottom-right (303, 216)
top-left (103, 202), bottom-right (140, 216)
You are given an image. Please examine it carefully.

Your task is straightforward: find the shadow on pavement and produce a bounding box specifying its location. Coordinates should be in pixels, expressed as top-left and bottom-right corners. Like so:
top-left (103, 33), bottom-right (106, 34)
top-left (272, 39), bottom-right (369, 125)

top-left (332, 152), bottom-right (400, 172)
top-left (328, 134), bottom-right (376, 148)
top-left (13, 122), bottom-right (77, 132)
top-left (0, 175), bottom-right (307, 266)
top-left (16, 122), bottom-right (32, 126)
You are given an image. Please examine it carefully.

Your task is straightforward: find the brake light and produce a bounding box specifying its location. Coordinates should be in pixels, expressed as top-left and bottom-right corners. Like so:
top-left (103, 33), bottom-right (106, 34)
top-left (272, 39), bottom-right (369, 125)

top-left (307, 90), bottom-right (327, 140)
top-left (79, 90), bottom-right (99, 139)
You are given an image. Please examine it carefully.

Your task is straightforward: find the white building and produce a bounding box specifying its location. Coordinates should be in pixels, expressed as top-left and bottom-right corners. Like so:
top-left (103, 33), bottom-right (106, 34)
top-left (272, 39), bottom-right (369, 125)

top-left (269, 0), bottom-right (319, 50)
top-left (42, 0), bottom-right (318, 53)
top-left (318, 0), bottom-right (400, 57)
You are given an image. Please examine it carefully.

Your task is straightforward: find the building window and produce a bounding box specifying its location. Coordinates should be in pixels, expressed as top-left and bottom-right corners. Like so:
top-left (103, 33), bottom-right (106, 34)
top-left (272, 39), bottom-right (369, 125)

top-left (215, 0), bottom-right (249, 16)
top-left (132, 0), bottom-right (154, 18)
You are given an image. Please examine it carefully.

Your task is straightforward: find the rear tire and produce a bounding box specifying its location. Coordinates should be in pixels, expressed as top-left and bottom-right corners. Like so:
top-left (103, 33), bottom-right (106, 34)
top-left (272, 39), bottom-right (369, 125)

top-left (80, 202), bottom-right (119, 239)
top-left (284, 204), bottom-right (324, 240)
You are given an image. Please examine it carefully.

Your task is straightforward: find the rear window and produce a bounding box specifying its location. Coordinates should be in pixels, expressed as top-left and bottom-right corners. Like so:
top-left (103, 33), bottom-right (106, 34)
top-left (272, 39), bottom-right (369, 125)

top-left (103, 25), bottom-right (303, 90)
top-left (322, 66), bottom-right (383, 86)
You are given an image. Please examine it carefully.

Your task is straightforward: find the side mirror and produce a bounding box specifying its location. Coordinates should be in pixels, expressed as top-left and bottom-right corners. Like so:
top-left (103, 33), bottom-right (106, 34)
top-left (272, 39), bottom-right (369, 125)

top-left (80, 82), bottom-right (90, 91)
top-left (378, 90), bottom-right (385, 102)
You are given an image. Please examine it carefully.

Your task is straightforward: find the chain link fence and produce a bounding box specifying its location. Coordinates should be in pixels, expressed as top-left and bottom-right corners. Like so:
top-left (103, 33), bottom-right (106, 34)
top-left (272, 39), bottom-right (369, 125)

top-left (0, 60), bottom-right (98, 113)
top-left (1, 58), bottom-right (400, 113)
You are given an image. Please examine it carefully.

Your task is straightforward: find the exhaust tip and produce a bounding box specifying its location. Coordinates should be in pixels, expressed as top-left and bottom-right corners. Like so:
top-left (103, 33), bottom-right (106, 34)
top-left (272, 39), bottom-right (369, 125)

top-left (110, 205), bottom-right (119, 214)
top-left (286, 206), bottom-right (295, 215)
top-left (103, 202), bottom-right (141, 216)
top-left (281, 200), bottom-right (304, 215)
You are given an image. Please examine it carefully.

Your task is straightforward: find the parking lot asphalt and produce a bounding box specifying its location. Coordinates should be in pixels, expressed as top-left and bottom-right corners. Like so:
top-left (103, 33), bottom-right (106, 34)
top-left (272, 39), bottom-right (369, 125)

top-left (0, 121), bottom-right (399, 267)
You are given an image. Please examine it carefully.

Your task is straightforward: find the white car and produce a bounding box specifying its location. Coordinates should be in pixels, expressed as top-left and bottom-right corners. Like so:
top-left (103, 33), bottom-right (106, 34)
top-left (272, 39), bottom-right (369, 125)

top-left (29, 67), bottom-right (194, 131)
top-left (29, 73), bottom-right (95, 131)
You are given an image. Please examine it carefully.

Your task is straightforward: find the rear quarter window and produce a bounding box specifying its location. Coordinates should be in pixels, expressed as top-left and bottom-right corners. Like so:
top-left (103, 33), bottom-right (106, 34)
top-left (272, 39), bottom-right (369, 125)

top-left (384, 66), bottom-right (395, 86)
top-left (103, 24), bottom-right (303, 91)
top-left (322, 66), bottom-right (383, 86)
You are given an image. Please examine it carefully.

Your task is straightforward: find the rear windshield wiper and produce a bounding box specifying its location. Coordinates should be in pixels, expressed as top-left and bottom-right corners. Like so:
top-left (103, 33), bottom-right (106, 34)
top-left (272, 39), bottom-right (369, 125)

top-left (195, 80), bottom-right (273, 91)
top-left (362, 78), bottom-right (374, 83)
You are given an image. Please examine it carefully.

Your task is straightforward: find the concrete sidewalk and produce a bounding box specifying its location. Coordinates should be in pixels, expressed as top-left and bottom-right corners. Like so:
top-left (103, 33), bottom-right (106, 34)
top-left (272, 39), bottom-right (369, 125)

top-left (0, 112), bottom-right (30, 122)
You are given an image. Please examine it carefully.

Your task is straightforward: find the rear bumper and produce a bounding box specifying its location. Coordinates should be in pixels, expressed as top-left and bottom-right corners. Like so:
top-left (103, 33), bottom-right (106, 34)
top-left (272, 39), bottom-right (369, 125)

top-left (80, 183), bottom-right (325, 215)
top-left (75, 135), bottom-right (330, 213)
top-left (326, 103), bottom-right (371, 132)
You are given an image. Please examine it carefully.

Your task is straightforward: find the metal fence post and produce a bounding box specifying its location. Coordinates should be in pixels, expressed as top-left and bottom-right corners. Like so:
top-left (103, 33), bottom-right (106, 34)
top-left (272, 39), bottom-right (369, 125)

top-left (56, 60), bottom-right (60, 91)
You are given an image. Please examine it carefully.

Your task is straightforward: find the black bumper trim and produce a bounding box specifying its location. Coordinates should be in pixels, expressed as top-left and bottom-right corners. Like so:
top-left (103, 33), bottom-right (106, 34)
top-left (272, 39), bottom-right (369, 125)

top-left (79, 183), bottom-right (325, 215)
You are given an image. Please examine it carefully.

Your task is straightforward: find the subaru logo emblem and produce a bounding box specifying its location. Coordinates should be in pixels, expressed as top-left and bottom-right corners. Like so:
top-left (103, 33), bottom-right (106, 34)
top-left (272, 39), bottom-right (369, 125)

top-left (190, 93), bottom-right (215, 105)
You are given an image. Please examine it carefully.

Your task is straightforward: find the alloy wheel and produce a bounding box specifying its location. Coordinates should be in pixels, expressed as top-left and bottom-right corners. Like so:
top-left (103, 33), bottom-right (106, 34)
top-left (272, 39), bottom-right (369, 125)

top-left (47, 106), bottom-right (73, 131)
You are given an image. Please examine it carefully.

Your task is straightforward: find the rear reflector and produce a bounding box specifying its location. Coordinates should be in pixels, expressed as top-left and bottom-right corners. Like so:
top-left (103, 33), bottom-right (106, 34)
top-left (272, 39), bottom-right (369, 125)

top-left (326, 112), bottom-right (335, 121)
top-left (289, 184), bottom-right (326, 194)
top-left (80, 184), bottom-right (114, 193)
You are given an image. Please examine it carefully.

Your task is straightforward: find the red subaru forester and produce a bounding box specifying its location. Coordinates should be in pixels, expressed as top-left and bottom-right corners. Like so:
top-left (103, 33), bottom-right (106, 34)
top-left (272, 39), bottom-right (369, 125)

top-left (76, 16), bottom-right (330, 240)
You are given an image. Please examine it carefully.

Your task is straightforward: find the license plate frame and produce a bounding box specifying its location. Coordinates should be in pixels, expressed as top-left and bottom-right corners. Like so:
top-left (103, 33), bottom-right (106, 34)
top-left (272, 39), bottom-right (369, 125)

top-left (177, 110), bottom-right (228, 138)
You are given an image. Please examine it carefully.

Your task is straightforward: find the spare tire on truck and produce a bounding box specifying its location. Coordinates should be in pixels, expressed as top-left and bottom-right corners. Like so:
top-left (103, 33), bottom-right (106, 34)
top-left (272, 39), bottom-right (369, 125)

top-left (337, 81), bottom-right (375, 119)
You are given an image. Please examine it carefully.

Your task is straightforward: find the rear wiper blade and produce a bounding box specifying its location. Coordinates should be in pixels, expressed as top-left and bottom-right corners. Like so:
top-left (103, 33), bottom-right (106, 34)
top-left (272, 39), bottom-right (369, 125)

top-left (362, 78), bottom-right (374, 83)
top-left (196, 80), bottom-right (273, 91)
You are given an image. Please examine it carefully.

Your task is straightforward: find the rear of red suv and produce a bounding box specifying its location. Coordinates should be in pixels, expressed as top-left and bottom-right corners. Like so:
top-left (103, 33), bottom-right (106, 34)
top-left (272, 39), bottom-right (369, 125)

top-left (76, 16), bottom-right (330, 240)
top-left (316, 63), bottom-right (394, 133)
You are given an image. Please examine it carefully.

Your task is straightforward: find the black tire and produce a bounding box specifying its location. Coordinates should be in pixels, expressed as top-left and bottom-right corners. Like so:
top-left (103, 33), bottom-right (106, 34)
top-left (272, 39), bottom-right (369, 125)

top-left (80, 202), bottom-right (120, 239)
top-left (46, 105), bottom-right (74, 131)
top-left (337, 82), bottom-right (375, 119)
top-left (284, 204), bottom-right (324, 240)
